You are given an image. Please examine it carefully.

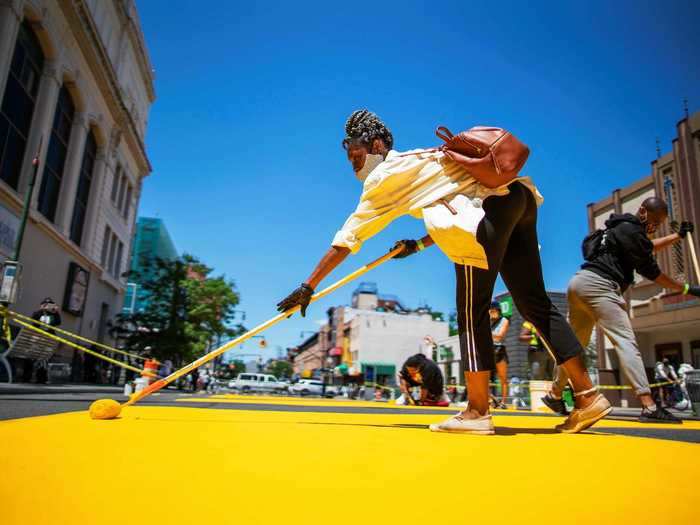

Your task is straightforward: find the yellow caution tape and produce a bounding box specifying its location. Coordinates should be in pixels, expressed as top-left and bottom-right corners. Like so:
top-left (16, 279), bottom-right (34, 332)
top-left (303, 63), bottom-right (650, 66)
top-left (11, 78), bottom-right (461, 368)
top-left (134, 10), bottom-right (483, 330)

top-left (369, 380), bottom-right (676, 393)
top-left (2, 314), bottom-right (11, 347)
top-left (0, 306), bottom-right (155, 363)
top-left (598, 380), bottom-right (675, 390)
top-left (9, 316), bottom-right (157, 378)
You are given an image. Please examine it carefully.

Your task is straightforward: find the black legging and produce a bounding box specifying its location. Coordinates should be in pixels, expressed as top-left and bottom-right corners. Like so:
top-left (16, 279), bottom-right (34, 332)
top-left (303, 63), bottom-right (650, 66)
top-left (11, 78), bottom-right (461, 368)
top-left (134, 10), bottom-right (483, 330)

top-left (456, 182), bottom-right (583, 372)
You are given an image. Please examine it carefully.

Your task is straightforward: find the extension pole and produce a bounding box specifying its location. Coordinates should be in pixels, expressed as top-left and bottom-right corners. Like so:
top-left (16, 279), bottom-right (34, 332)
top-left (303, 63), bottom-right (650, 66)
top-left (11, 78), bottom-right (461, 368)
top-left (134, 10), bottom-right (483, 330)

top-left (124, 247), bottom-right (405, 407)
top-left (687, 232), bottom-right (700, 283)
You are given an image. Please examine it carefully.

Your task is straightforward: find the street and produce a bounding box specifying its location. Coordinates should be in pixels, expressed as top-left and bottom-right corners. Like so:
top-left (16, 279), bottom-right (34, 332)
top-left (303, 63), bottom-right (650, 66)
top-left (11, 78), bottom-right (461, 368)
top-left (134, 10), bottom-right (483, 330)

top-left (1, 387), bottom-right (699, 525)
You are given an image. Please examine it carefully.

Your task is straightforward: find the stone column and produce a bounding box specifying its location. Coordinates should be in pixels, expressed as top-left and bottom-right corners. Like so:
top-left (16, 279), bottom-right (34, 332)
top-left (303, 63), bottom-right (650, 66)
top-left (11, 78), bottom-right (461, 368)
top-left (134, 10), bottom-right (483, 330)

top-left (81, 150), bottom-right (108, 255)
top-left (19, 59), bottom-right (61, 200)
top-left (0, 0), bottom-right (22, 104)
top-left (55, 112), bottom-right (88, 235)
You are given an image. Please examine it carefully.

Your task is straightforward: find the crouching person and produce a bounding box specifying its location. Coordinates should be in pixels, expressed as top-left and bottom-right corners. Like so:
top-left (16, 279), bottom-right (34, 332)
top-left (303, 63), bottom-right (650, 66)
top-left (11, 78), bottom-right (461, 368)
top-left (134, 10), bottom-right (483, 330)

top-left (398, 354), bottom-right (449, 406)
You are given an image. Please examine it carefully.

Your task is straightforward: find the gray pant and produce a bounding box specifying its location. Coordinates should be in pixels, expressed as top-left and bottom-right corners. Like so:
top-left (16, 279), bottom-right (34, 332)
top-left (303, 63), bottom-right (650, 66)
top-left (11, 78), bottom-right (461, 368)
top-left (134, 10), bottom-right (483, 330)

top-left (553, 269), bottom-right (651, 396)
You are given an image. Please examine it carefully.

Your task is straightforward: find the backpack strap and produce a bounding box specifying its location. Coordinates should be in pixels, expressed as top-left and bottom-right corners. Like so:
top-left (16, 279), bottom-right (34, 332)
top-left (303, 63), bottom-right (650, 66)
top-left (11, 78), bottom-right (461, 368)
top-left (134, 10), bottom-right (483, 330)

top-left (436, 126), bottom-right (454, 142)
top-left (395, 147), bottom-right (441, 158)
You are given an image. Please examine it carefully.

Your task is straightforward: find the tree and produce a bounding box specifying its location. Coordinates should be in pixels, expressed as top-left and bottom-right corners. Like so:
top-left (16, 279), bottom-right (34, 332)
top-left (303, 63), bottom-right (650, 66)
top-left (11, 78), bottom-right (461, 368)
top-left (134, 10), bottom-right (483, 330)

top-left (220, 360), bottom-right (246, 379)
top-left (112, 254), bottom-right (244, 365)
top-left (448, 310), bottom-right (458, 336)
top-left (266, 360), bottom-right (293, 379)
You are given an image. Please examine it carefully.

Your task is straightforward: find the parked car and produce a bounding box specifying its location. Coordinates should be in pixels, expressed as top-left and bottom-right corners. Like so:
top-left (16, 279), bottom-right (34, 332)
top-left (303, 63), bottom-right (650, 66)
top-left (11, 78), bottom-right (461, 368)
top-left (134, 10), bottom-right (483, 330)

top-left (289, 379), bottom-right (339, 397)
top-left (228, 373), bottom-right (287, 393)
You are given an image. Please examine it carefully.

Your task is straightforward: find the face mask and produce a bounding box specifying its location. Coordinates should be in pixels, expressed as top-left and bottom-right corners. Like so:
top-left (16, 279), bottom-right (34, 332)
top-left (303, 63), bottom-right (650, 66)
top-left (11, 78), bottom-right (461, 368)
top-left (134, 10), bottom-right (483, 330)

top-left (639, 209), bottom-right (658, 235)
top-left (355, 153), bottom-right (384, 182)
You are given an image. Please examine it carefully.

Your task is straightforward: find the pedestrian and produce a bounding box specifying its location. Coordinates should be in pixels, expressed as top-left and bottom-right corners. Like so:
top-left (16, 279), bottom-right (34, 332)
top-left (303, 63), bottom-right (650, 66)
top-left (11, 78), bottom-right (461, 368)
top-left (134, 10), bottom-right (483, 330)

top-left (276, 109), bottom-right (607, 434)
top-left (654, 358), bottom-right (680, 409)
top-left (198, 369), bottom-right (208, 391)
top-left (545, 199), bottom-right (698, 423)
top-left (520, 320), bottom-right (552, 381)
top-left (32, 297), bottom-right (62, 331)
top-left (447, 377), bottom-right (458, 403)
top-left (159, 359), bottom-right (173, 378)
top-left (676, 362), bottom-right (694, 410)
top-left (490, 301), bottom-right (510, 409)
top-left (397, 354), bottom-right (449, 406)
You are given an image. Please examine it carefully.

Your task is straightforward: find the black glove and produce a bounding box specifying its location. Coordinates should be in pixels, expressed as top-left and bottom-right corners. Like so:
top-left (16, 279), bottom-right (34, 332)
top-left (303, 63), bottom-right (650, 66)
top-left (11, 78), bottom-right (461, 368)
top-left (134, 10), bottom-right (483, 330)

top-left (686, 285), bottom-right (700, 298)
top-left (391, 239), bottom-right (418, 259)
top-left (679, 221), bottom-right (695, 238)
top-left (276, 283), bottom-right (314, 317)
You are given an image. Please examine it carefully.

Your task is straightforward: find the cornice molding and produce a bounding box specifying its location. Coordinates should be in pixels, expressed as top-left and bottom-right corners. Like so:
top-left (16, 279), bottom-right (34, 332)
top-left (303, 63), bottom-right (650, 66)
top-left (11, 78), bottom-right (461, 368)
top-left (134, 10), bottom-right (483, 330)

top-left (115, 0), bottom-right (155, 102)
top-left (57, 0), bottom-right (152, 175)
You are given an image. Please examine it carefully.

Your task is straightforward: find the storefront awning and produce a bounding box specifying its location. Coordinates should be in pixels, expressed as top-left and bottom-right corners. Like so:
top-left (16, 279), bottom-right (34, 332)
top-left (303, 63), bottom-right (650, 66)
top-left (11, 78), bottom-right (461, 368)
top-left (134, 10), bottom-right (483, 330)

top-left (360, 362), bottom-right (396, 376)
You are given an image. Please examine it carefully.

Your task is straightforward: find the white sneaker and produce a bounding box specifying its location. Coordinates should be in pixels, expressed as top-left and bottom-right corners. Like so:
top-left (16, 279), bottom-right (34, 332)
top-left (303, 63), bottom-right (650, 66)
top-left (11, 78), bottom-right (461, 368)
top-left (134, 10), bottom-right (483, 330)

top-left (429, 412), bottom-right (495, 434)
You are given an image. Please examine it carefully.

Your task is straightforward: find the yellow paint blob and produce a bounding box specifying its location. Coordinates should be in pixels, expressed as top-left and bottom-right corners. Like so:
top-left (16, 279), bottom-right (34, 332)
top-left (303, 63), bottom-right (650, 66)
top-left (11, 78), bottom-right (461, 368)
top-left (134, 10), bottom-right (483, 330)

top-left (89, 399), bottom-right (122, 420)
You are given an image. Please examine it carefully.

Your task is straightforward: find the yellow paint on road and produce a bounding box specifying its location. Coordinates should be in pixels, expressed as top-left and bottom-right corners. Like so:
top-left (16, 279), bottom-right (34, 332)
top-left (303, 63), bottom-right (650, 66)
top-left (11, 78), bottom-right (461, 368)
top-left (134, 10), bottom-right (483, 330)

top-left (178, 393), bottom-right (458, 411)
top-left (0, 403), bottom-right (698, 525)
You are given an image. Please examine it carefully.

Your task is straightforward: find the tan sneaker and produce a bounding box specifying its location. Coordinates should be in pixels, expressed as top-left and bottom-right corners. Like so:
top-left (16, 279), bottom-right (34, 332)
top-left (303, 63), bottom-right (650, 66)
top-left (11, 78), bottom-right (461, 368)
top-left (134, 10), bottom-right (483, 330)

top-left (555, 393), bottom-right (611, 433)
top-left (429, 412), bottom-right (495, 435)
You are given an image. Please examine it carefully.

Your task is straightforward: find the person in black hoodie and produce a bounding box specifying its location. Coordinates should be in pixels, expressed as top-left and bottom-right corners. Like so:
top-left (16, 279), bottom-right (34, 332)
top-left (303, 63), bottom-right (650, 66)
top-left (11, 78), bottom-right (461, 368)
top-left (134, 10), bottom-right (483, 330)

top-left (544, 197), bottom-right (698, 423)
top-left (398, 354), bottom-right (448, 406)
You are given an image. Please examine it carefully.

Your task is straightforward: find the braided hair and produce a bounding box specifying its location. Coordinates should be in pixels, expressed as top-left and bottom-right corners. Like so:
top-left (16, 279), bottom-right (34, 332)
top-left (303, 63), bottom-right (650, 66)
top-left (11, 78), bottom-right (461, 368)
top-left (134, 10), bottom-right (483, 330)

top-left (342, 109), bottom-right (394, 150)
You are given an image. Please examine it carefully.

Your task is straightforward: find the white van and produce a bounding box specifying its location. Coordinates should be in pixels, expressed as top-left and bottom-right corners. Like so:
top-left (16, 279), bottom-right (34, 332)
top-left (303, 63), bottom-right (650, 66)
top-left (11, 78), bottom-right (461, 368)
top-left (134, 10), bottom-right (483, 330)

top-left (228, 373), bottom-right (286, 393)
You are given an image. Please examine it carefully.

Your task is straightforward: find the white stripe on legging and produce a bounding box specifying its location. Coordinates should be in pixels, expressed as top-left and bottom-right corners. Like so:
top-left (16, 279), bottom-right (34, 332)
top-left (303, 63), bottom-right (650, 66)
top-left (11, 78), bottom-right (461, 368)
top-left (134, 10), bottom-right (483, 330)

top-left (469, 266), bottom-right (477, 371)
top-left (464, 265), bottom-right (476, 371)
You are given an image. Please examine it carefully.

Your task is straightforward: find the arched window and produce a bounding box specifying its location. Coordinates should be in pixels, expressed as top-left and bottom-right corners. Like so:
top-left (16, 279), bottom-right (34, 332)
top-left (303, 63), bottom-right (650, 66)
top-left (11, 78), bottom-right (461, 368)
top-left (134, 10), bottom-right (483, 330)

top-left (0, 21), bottom-right (44, 189)
top-left (69, 129), bottom-right (97, 245)
top-left (38, 84), bottom-right (75, 222)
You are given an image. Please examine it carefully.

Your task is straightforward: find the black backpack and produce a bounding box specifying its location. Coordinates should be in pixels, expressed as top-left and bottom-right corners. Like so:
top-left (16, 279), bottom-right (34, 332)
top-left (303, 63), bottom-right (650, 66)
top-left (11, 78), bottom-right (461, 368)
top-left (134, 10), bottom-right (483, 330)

top-left (581, 228), bottom-right (611, 261)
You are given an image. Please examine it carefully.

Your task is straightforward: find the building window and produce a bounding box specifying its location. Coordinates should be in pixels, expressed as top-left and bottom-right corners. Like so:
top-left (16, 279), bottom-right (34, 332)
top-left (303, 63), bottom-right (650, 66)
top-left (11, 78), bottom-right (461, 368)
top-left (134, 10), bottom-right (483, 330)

top-left (123, 184), bottom-right (132, 220)
top-left (101, 225), bottom-right (111, 267)
top-left (117, 172), bottom-right (127, 211)
top-left (107, 233), bottom-right (117, 275)
top-left (0, 22), bottom-right (44, 190)
top-left (38, 85), bottom-right (75, 222)
top-left (115, 240), bottom-right (123, 279)
top-left (102, 228), bottom-right (124, 279)
top-left (111, 165), bottom-right (120, 202)
top-left (110, 165), bottom-right (132, 220)
top-left (69, 130), bottom-right (97, 245)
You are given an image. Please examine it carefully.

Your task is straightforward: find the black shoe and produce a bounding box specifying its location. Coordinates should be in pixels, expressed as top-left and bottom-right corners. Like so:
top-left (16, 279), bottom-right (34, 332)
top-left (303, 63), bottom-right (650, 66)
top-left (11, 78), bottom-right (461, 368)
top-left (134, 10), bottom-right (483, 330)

top-left (542, 394), bottom-right (569, 415)
top-left (639, 406), bottom-right (682, 424)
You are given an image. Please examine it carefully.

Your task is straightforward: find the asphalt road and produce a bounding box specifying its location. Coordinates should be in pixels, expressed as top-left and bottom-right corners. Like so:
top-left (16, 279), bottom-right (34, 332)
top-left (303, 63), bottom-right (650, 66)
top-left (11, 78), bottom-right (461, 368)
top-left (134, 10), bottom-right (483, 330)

top-left (0, 391), bottom-right (182, 420)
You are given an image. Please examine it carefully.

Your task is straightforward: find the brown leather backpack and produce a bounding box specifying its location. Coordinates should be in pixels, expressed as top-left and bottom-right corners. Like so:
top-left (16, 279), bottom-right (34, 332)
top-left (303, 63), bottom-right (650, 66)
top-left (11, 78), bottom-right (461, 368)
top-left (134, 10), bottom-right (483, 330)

top-left (436, 126), bottom-right (530, 188)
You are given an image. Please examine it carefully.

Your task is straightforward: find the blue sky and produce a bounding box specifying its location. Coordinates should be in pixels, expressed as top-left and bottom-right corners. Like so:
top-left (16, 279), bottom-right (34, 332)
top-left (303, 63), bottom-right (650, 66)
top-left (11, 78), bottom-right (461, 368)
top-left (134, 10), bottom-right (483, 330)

top-left (136, 0), bottom-right (700, 359)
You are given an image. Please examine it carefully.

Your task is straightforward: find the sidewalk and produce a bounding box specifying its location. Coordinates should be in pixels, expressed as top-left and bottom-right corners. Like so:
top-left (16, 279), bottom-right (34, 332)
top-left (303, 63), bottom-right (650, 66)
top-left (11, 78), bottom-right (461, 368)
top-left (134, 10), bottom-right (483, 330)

top-left (0, 383), bottom-right (124, 395)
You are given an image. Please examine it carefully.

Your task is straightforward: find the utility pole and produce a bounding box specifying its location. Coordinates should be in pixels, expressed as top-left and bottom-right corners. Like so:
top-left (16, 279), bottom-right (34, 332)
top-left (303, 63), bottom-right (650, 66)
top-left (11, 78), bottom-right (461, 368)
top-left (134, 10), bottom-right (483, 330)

top-left (0, 138), bottom-right (43, 308)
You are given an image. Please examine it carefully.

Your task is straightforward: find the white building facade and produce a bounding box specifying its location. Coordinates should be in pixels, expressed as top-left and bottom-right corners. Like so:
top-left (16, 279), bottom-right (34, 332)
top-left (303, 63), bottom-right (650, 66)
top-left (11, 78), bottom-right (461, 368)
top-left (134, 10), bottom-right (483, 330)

top-left (0, 0), bottom-right (154, 356)
top-left (344, 307), bottom-right (449, 385)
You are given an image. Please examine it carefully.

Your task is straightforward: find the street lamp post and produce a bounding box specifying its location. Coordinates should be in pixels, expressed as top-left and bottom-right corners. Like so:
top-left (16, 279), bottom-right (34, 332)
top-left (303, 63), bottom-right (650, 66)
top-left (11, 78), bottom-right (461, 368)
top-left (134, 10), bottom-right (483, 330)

top-left (0, 139), bottom-right (43, 309)
top-left (13, 138), bottom-right (42, 263)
